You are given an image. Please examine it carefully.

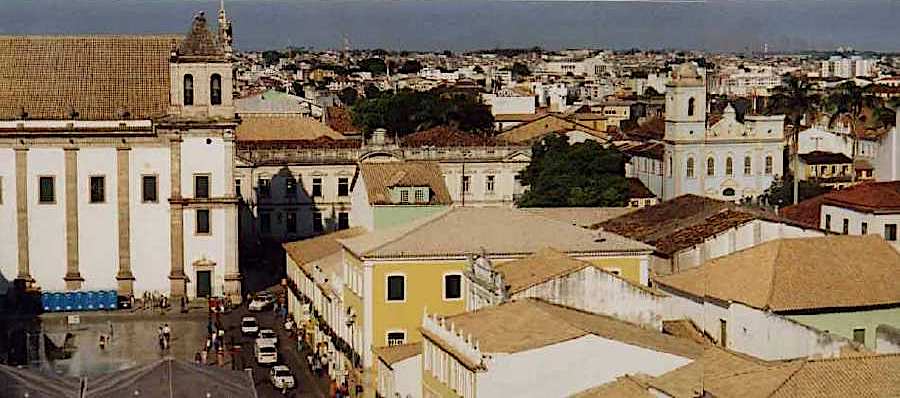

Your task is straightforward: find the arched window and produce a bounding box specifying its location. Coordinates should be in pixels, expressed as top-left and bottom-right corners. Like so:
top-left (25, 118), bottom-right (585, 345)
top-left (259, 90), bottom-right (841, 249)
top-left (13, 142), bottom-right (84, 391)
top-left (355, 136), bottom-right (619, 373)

top-left (765, 156), bottom-right (773, 175)
top-left (210, 74), bottom-right (222, 105)
top-left (686, 157), bottom-right (695, 178)
top-left (723, 188), bottom-right (736, 197)
top-left (688, 97), bottom-right (696, 117)
top-left (183, 74), bottom-right (194, 106)
top-left (725, 157), bottom-right (733, 176)
top-left (707, 157), bottom-right (715, 176)
top-left (744, 156), bottom-right (752, 175)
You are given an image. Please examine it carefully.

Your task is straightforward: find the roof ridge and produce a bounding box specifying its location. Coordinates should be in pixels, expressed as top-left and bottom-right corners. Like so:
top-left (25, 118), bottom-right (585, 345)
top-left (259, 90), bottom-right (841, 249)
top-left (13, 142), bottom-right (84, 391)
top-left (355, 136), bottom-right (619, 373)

top-left (763, 239), bottom-right (783, 311)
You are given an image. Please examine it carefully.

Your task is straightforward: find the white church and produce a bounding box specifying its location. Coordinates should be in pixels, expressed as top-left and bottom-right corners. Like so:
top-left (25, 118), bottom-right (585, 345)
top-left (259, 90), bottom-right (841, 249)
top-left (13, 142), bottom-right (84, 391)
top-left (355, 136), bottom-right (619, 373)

top-left (629, 63), bottom-right (786, 202)
top-left (0, 6), bottom-right (241, 302)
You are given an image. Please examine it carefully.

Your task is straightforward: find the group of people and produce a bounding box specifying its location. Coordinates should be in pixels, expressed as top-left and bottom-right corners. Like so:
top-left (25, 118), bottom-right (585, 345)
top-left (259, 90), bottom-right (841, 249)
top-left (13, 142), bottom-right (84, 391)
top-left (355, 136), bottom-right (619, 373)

top-left (195, 302), bottom-right (229, 367)
top-left (139, 291), bottom-right (170, 311)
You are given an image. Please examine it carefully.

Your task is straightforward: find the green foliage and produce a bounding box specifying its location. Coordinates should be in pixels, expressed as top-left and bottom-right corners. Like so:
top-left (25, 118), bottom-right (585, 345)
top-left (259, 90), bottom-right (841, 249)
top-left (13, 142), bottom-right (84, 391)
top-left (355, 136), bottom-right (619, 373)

top-left (262, 50), bottom-right (282, 66)
top-left (363, 84), bottom-right (382, 99)
top-left (350, 89), bottom-right (493, 136)
top-left (763, 175), bottom-right (831, 208)
top-left (338, 87), bottom-right (359, 107)
top-left (767, 74), bottom-right (819, 129)
top-left (358, 58), bottom-right (387, 75)
top-left (511, 62), bottom-right (531, 79)
top-left (516, 135), bottom-right (628, 207)
top-left (397, 60), bottom-right (423, 74)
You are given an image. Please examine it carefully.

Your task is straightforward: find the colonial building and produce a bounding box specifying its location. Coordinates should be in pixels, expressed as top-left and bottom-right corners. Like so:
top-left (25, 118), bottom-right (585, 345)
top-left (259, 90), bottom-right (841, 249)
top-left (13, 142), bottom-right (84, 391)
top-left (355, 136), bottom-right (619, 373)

top-left (660, 64), bottom-right (785, 201)
top-left (0, 9), bottom-right (241, 301)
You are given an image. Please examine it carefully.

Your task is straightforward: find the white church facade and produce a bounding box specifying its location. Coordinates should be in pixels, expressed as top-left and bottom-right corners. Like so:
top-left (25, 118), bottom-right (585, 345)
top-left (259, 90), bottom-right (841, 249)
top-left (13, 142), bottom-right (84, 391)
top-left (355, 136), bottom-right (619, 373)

top-left (0, 9), bottom-right (242, 302)
top-left (660, 64), bottom-right (786, 201)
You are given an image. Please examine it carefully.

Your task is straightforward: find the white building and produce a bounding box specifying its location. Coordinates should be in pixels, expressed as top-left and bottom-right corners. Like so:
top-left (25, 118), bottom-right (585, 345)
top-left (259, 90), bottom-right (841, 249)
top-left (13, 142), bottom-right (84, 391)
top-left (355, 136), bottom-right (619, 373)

top-left (662, 63), bottom-right (785, 201)
top-left (0, 10), bottom-right (241, 301)
top-left (821, 55), bottom-right (877, 79)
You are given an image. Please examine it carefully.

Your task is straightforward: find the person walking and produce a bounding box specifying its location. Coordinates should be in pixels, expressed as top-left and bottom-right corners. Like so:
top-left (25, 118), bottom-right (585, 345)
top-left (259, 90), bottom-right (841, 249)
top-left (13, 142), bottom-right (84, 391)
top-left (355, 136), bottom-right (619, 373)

top-left (162, 323), bottom-right (171, 346)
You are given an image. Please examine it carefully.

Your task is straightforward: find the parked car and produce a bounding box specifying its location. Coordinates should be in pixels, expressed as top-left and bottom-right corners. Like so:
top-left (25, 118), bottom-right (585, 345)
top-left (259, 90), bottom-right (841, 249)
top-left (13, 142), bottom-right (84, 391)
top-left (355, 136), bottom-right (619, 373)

top-left (255, 342), bottom-right (278, 365)
top-left (256, 328), bottom-right (277, 346)
top-left (241, 316), bottom-right (259, 336)
top-left (270, 365), bottom-right (295, 389)
top-left (248, 292), bottom-right (274, 312)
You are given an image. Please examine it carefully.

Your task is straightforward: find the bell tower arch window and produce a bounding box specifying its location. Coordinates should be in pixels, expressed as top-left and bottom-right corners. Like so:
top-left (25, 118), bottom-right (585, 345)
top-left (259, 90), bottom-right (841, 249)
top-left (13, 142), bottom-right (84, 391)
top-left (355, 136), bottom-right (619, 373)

top-left (688, 97), bottom-right (696, 117)
top-left (183, 74), bottom-right (194, 106)
top-left (210, 74), bottom-right (222, 105)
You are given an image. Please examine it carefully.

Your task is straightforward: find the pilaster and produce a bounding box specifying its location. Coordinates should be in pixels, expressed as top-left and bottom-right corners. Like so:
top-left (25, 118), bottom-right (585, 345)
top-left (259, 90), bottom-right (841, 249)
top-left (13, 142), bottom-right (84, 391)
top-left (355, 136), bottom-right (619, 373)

top-left (14, 147), bottom-right (32, 283)
top-left (168, 135), bottom-right (186, 297)
top-left (116, 146), bottom-right (135, 296)
top-left (63, 146), bottom-right (84, 290)
top-left (222, 131), bottom-right (242, 303)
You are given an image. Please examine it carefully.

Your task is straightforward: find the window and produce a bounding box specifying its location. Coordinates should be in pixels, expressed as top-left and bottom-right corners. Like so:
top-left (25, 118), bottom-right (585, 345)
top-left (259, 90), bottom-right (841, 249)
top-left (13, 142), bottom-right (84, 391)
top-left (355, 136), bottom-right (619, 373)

top-left (723, 188), bottom-right (735, 197)
top-left (862, 222), bottom-right (868, 235)
top-left (210, 74), bottom-right (222, 105)
top-left (765, 156), bottom-right (773, 175)
top-left (285, 177), bottom-right (297, 197)
top-left (400, 189), bottom-right (410, 204)
top-left (853, 328), bottom-right (866, 345)
top-left (337, 177), bottom-right (349, 197)
top-left (687, 97), bottom-right (695, 116)
top-left (414, 189), bottom-right (425, 203)
top-left (444, 274), bottom-right (462, 300)
top-left (825, 214), bottom-right (832, 230)
top-left (312, 211), bottom-right (323, 233)
top-left (686, 157), bottom-right (695, 178)
top-left (744, 156), bottom-right (752, 175)
top-left (142, 175), bottom-right (158, 202)
top-left (719, 319), bottom-right (727, 348)
top-left (312, 178), bottom-right (322, 198)
top-left (386, 275), bottom-right (405, 302)
top-left (286, 211), bottom-right (297, 234)
top-left (337, 212), bottom-right (349, 230)
top-left (234, 179), bottom-right (242, 198)
top-left (183, 74), bottom-right (194, 106)
top-left (885, 224), bottom-right (897, 241)
top-left (196, 209), bottom-right (210, 234)
top-left (387, 331), bottom-right (406, 346)
top-left (486, 175), bottom-right (495, 193)
top-left (462, 175), bottom-right (471, 193)
top-left (260, 212), bottom-right (271, 234)
top-left (842, 219), bottom-right (849, 235)
top-left (841, 165), bottom-right (848, 176)
top-left (258, 177), bottom-right (271, 198)
top-left (194, 175), bottom-right (210, 199)
top-left (707, 157), bottom-right (715, 176)
top-left (39, 176), bottom-right (55, 204)
top-left (725, 157), bottom-right (733, 176)
top-left (89, 176), bottom-right (105, 203)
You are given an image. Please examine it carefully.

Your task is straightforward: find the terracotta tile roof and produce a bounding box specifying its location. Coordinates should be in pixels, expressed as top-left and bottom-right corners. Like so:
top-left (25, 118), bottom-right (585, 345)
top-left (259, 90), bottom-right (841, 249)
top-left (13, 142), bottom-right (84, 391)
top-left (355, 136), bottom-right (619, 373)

top-left (236, 116), bottom-right (345, 142)
top-left (523, 207), bottom-right (635, 229)
top-left (596, 195), bottom-right (781, 256)
top-left (339, 207), bottom-right (654, 259)
top-left (569, 375), bottom-right (654, 398)
top-left (821, 181), bottom-right (900, 212)
top-left (649, 347), bottom-right (772, 398)
top-left (326, 106), bottom-right (360, 134)
top-left (373, 343), bottom-right (422, 367)
top-left (283, 228), bottom-right (367, 268)
top-left (493, 113), bottom-right (541, 122)
top-left (799, 151), bottom-right (853, 165)
top-left (780, 194), bottom-right (825, 229)
top-left (0, 35), bottom-right (180, 120)
top-left (400, 126), bottom-right (498, 147)
top-left (655, 235), bottom-right (900, 312)
top-left (358, 161), bottom-right (452, 205)
top-left (444, 298), bottom-right (704, 357)
top-left (496, 114), bottom-right (608, 144)
top-left (627, 178), bottom-right (656, 199)
top-left (624, 116), bottom-right (664, 140)
top-left (617, 141), bottom-right (665, 160)
top-left (661, 319), bottom-right (714, 346)
top-left (853, 158), bottom-right (874, 170)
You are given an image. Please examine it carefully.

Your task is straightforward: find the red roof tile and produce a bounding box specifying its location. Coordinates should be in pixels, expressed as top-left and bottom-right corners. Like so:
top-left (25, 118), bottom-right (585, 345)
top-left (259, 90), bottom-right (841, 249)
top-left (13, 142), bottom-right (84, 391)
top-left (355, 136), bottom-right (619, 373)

top-left (822, 181), bottom-right (900, 212)
top-left (401, 126), bottom-right (497, 147)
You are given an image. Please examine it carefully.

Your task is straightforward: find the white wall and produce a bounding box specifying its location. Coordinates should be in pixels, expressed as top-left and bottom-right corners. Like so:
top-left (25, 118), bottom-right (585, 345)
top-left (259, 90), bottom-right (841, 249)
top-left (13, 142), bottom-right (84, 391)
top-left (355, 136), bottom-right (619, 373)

top-left (476, 335), bottom-right (692, 398)
top-left (77, 148), bottom-right (119, 290)
top-left (130, 146), bottom-right (172, 296)
top-left (0, 148), bottom-right (17, 294)
top-left (821, 205), bottom-right (900, 250)
top-left (28, 148), bottom-right (67, 292)
top-left (393, 355), bottom-right (422, 398)
top-left (349, 177), bottom-right (374, 231)
top-left (484, 95), bottom-right (535, 116)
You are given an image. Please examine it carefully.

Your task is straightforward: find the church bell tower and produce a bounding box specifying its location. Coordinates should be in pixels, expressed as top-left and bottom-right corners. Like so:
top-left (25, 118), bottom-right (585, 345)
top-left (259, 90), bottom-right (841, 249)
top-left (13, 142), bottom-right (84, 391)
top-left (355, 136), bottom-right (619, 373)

top-left (218, 0), bottom-right (234, 58)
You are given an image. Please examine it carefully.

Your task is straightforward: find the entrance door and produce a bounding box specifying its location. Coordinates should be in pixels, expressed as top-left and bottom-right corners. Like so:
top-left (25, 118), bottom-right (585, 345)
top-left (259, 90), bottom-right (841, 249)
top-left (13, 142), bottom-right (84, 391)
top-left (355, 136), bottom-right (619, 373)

top-left (196, 270), bottom-right (212, 298)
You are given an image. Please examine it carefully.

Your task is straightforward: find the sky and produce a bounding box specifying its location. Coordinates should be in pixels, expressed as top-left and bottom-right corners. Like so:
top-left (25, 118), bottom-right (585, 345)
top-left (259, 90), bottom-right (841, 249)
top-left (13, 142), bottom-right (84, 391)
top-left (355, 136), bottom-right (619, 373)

top-left (0, 0), bottom-right (898, 52)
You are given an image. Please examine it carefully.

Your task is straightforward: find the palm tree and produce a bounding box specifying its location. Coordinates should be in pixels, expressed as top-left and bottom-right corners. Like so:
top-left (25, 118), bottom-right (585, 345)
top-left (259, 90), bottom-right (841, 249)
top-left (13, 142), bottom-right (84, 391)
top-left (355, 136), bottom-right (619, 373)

top-left (768, 74), bottom-right (819, 205)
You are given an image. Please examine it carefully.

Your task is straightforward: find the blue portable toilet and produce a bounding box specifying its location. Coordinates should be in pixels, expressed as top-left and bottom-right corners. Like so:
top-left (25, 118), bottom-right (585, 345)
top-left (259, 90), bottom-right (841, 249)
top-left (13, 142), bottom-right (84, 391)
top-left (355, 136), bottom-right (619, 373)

top-left (85, 291), bottom-right (95, 310)
top-left (42, 292), bottom-right (51, 312)
top-left (52, 292), bottom-right (64, 312)
top-left (74, 291), bottom-right (86, 311)
top-left (63, 292), bottom-right (75, 311)
top-left (97, 291), bottom-right (106, 309)
top-left (107, 290), bottom-right (118, 310)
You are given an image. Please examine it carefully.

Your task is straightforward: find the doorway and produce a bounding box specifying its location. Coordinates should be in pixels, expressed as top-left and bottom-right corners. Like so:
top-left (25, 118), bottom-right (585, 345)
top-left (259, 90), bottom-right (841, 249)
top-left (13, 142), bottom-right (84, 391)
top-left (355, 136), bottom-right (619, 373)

top-left (196, 270), bottom-right (212, 298)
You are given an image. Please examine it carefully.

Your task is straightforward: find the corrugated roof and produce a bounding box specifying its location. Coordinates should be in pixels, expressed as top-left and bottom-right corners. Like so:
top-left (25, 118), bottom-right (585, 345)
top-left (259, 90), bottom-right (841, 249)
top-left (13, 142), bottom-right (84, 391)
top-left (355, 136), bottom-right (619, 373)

top-left (236, 115), bottom-right (345, 142)
top-left (0, 35), bottom-right (180, 120)
top-left (655, 235), bottom-right (900, 312)
top-left (339, 206), bottom-right (654, 259)
top-left (358, 161), bottom-right (452, 205)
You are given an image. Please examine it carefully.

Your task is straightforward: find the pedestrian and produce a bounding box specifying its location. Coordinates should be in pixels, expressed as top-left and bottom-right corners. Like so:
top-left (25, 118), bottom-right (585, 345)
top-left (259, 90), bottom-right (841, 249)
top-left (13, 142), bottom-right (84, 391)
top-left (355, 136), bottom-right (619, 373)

top-left (162, 323), bottom-right (171, 346)
top-left (207, 318), bottom-right (214, 336)
top-left (200, 348), bottom-right (208, 365)
top-left (194, 352), bottom-right (201, 364)
top-left (99, 334), bottom-right (106, 351)
top-left (329, 380), bottom-right (338, 398)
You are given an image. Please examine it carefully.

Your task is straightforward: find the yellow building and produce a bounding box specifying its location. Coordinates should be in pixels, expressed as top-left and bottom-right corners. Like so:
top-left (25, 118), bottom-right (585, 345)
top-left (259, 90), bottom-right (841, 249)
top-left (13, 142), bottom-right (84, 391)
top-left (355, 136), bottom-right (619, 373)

top-left (336, 206), bottom-right (654, 368)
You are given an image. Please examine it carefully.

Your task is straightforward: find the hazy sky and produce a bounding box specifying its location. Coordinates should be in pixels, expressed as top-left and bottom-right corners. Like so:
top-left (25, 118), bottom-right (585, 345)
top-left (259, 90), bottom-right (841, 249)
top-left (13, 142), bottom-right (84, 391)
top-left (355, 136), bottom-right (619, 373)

top-left (1, 0), bottom-right (898, 52)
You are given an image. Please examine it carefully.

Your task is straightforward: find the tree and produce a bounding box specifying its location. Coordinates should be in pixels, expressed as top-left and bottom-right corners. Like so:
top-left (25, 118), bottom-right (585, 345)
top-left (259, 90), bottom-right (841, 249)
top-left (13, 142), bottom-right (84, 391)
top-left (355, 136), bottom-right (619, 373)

top-left (516, 135), bottom-right (628, 207)
top-left (511, 62), bottom-right (531, 79)
top-left (397, 60), bottom-right (423, 74)
top-left (350, 89), bottom-right (493, 136)
top-left (763, 176), bottom-right (831, 208)
top-left (262, 50), bottom-right (282, 66)
top-left (767, 74), bottom-right (819, 205)
top-left (358, 58), bottom-right (387, 75)
top-left (338, 87), bottom-right (358, 107)
top-left (363, 84), bottom-right (382, 99)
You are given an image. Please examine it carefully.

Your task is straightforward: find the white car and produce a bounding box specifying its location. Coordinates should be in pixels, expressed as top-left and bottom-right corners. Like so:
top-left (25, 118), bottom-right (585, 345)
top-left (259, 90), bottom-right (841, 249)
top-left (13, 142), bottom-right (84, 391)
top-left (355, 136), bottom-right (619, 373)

top-left (241, 316), bottom-right (259, 336)
top-left (270, 365), bottom-right (295, 389)
top-left (256, 328), bottom-right (277, 346)
top-left (248, 293), bottom-right (274, 312)
top-left (255, 342), bottom-right (278, 365)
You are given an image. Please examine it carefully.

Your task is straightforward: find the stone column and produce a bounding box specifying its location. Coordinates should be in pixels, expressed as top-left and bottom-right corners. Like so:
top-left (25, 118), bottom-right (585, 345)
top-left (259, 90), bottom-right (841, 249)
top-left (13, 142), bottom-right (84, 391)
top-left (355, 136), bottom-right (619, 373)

top-left (63, 147), bottom-right (84, 290)
top-left (169, 135), bottom-right (186, 298)
top-left (116, 146), bottom-right (135, 296)
top-left (223, 131), bottom-right (242, 303)
top-left (14, 147), bottom-right (32, 283)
